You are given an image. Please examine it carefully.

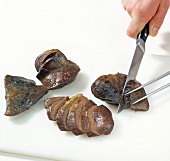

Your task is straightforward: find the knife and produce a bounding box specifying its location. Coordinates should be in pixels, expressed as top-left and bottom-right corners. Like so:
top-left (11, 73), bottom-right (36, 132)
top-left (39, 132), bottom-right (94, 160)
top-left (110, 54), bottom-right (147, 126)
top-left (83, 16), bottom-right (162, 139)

top-left (117, 22), bottom-right (149, 113)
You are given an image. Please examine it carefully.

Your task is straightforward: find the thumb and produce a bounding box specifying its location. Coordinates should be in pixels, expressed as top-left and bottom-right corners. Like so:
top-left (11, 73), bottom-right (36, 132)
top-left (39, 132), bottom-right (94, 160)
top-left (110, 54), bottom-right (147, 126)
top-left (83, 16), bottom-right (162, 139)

top-left (149, 2), bottom-right (169, 37)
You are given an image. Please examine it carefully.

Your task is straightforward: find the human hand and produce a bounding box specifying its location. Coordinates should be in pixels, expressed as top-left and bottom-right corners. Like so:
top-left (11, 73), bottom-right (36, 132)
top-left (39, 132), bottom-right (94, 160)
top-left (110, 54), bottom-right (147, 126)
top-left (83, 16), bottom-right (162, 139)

top-left (121, 0), bottom-right (170, 39)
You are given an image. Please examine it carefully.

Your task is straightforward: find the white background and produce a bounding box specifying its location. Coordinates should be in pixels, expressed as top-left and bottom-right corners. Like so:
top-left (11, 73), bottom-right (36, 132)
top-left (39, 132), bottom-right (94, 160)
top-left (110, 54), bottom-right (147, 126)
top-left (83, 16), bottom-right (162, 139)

top-left (0, 0), bottom-right (170, 161)
top-left (0, 0), bottom-right (170, 56)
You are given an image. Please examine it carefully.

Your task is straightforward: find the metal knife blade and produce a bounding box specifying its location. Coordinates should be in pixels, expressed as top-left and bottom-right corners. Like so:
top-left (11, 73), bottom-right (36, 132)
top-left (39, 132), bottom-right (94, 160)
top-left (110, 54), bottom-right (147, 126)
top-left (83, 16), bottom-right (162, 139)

top-left (117, 23), bottom-right (149, 113)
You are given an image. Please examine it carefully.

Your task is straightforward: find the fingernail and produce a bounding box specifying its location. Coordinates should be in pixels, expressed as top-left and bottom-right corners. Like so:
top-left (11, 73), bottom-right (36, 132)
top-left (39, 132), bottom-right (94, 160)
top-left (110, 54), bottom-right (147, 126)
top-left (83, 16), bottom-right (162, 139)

top-left (152, 27), bottom-right (159, 36)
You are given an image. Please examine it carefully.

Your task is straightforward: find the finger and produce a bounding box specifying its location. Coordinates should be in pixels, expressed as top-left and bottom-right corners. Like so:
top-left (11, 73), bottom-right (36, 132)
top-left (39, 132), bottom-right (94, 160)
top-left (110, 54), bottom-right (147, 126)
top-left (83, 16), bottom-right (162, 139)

top-left (149, 1), bottom-right (170, 37)
top-left (122, 0), bottom-right (136, 14)
top-left (127, 20), bottom-right (146, 39)
top-left (126, 18), bottom-right (147, 39)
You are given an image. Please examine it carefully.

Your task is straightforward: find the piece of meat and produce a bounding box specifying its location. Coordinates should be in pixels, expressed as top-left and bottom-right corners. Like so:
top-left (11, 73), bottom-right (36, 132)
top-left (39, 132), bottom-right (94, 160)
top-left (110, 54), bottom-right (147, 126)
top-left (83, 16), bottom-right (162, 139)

top-left (44, 94), bottom-right (114, 136)
top-left (4, 75), bottom-right (48, 116)
top-left (44, 96), bottom-right (69, 121)
top-left (66, 97), bottom-right (82, 131)
top-left (35, 49), bottom-right (80, 89)
top-left (92, 105), bottom-right (114, 135)
top-left (56, 94), bottom-right (82, 131)
top-left (81, 100), bottom-right (97, 137)
top-left (44, 97), bottom-right (63, 109)
top-left (67, 96), bottom-right (89, 135)
top-left (91, 73), bottom-right (149, 111)
top-left (91, 74), bottom-right (121, 104)
top-left (35, 49), bottom-right (67, 72)
top-left (87, 105), bottom-right (100, 136)
top-left (126, 80), bottom-right (149, 111)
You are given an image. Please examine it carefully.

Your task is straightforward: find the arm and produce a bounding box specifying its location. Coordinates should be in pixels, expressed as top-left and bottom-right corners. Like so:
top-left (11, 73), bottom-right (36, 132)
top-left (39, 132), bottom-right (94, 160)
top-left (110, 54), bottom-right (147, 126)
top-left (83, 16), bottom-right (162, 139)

top-left (121, 0), bottom-right (170, 38)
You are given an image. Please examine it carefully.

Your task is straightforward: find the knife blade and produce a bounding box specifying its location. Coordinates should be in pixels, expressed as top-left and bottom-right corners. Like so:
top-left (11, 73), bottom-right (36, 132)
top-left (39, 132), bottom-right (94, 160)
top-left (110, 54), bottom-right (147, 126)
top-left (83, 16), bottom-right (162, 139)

top-left (117, 23), bottom-right (149, 113)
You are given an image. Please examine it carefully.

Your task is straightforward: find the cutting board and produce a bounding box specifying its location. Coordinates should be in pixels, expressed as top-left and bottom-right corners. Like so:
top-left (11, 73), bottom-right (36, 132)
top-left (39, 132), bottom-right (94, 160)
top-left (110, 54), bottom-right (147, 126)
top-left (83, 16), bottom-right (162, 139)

top-left (1, 0), bottom-right (170, 160)
top-left (1, 46), bottom-right (170, 161)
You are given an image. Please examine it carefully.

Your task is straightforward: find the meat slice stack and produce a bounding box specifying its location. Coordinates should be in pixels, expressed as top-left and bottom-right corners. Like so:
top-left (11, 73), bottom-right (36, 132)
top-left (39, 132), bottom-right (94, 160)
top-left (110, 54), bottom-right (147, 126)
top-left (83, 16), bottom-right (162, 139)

top-left (44, 94), bottom-right (114, 137)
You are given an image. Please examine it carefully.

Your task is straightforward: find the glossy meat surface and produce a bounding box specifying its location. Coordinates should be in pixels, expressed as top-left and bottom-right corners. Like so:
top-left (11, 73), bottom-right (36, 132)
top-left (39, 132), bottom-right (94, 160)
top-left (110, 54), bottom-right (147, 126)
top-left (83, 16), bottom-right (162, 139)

top-left (93, 105), bottom-right (114, 135)
top-left (35, 49), bottom-right (80, 89)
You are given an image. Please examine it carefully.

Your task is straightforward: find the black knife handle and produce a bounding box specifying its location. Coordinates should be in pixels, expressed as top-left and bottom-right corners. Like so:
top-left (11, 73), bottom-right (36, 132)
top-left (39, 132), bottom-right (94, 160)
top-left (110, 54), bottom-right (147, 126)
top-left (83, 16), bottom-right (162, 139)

top-left (137, 22), bottom-right (149, 42)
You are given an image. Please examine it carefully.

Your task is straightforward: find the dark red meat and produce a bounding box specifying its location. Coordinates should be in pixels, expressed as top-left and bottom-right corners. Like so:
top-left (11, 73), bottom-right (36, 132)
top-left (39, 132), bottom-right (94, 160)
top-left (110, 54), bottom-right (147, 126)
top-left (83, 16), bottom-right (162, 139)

top-left (56, 94), bottom-right (82, 131)
top-left (44, 96), bottom-right (69, 121)
top-left (4, 75), bottom-right (48, 116)
top-left (35, 49), bottom-right (80, 90)
top-left (44, 94), bottom-right (114, 137)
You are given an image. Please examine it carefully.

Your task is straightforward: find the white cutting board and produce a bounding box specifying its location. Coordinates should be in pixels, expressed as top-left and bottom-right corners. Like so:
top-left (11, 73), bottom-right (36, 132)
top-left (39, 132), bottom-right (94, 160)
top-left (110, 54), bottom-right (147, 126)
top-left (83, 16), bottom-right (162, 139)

top-left (1, 1), bottom-right (170, 161)
top-left (1, 45), bottom-right (170, 161)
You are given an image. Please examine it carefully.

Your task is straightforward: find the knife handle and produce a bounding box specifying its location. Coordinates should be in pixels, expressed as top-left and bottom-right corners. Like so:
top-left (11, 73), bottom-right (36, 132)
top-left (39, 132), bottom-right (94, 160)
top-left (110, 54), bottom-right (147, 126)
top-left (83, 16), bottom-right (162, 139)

top-left (137, 22), bottom-right (149, 42)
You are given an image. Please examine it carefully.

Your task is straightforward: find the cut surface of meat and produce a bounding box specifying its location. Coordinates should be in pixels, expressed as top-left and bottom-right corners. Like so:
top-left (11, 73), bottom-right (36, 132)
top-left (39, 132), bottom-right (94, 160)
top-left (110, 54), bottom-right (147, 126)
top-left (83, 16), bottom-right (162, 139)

top-left (56, 94), bottom-right (82, 131)
top-left (81, 100), bottom-right (97, 137)
top-left (45, 96), bottom-right (69, 121)
top-left (93, 105), bottom-right (114, 135)
top-left (44, 94), bottom-right (114, 137)
top-left (68, 96), bottom-right (89, 135)
top-left (44, 97), bottom-right (63, 109)
top-left (87, 105), bottom-right (100, 136)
